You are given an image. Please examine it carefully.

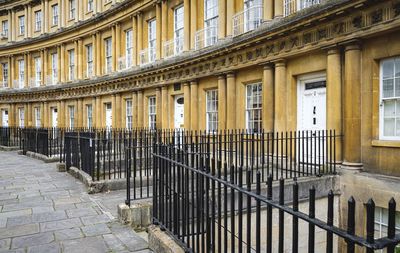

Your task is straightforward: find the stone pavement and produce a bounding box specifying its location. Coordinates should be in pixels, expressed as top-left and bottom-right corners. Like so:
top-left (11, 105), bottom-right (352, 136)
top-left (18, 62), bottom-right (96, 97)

top-left (0, 151), bottom-right (150, 253)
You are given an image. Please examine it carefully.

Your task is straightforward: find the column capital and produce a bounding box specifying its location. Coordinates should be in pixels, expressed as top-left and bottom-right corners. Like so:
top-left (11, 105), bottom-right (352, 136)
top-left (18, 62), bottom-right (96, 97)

top-left (263, 63), bottom-right (274, 70)
top-left (182, 82), bottom-right (190, 87)
top-left (161, 85), bottom-right (168, 90)
top-left (341, 39), bottom-right (362, 51)
top-left (189, 80), bottom-right (198, 85)
top-left (273, 59), bottom-right (286, 67)
top-left (226, 71), bottom-right (235, 78)
top-left (217, 74), bottom-right (226, 80)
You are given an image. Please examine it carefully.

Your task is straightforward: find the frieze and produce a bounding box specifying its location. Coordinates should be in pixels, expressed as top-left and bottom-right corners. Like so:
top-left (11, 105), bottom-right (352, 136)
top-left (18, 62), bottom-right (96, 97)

top-left (1, 1), bottom-right (400, 104)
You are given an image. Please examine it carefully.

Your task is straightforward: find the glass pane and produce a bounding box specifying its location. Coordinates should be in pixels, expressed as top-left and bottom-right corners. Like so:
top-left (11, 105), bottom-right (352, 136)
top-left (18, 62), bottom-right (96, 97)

top-left (384, 118), bottom-right (395, 136)
top-left (396, 78), bottom-right (400, 97)
top-left (395, 58), bottom-right (400, 77)
top-left (384, 100), bottom-right (396, 117)
top-left (383, 79), bottom-right (394, 98)
top-left (383, 60), bottom-right (394, 79)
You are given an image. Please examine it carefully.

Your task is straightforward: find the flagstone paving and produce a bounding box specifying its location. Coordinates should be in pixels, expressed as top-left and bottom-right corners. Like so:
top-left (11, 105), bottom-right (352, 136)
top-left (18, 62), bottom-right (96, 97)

top-left (0, 151), bottom-right (150, 253)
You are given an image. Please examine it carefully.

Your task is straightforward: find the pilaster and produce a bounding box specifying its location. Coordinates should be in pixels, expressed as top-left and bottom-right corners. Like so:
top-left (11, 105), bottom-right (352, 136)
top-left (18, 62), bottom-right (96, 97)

top-left (262, 64), bottom-right (274, 132)
top-left (274, 59), bottom-right (286, 132)
top-left (183, 82), bottom-right (191, 129)
top-left (161, 86), bottom-right (168, 129)
top-left (218, 74), bottom-right (227, 130)
top-left (161, 1), bottom-right (167, 57)
top-left (155, 2), bottom-right (161, 60)
top-left (156, 87), bottom-right (162, 129)
top-left (190, 0), bottom-right (197, 49)
top-left (226, 72), bottom-right (236, 130)
top-left (226, 0), bottom-right (234, 36)
top-left (183, 0), bottom-right (190, 51)
top-left (274, 0), bottom-right (283, 18)
top-left (190, 80), bottom-right (198, 130)
top-left (137, 90), bottom-right (144, 128)
top-left (132, 92), bottom-right (138, 128)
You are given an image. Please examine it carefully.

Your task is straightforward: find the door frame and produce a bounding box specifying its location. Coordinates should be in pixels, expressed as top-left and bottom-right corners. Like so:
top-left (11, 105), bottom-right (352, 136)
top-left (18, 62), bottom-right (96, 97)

top-left (174, 95), bottom-right (184, 129)
top-left (297, 72), bottom-right (327, 131)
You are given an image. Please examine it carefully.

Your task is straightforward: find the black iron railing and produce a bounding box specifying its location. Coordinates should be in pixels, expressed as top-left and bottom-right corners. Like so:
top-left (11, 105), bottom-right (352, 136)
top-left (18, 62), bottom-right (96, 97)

top-left (21, 127), bottom-right (63, 157)
top-left (152, 141), bottom-right (400, 253)
top-left (0, 127), bottom-right (22, 147)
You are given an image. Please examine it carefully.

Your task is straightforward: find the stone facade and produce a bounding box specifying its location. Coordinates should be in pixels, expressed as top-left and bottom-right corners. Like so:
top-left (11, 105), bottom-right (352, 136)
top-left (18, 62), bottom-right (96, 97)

top-left (0, 0), bottom-right (400, 246)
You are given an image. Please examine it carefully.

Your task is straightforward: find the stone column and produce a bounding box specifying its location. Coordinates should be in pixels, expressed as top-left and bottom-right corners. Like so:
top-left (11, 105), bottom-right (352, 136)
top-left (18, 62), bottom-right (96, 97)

top-left (74, 40), bottom-right (78, 80)
top-left (7, 57), bottom-right (12, 88)
top-left (95, 97), bottom-right (101, 129)
top-left (262, 64), bottom-right (274, 132)
top-left (137, 90), bottom-right (143, 128)
top-left (274, 60), bottom-right (286, 132)
top-left (44, 0), bottom-right (49, 33)
top-left (111, 94), bottom-right (116, 128)
top-left (161, 86), bottom-right (168, 129)
top-left (92, 97), bottom-right (97, 128)
top-left (132, 92), bottom-right (138, 128)
top-left (156, 87), bottom-right (162, 129)
top-left (111, 25), bottom-right (116, 72)
top-left (132, 15), bottom-right (137, 66)
top-left (274, 0), bottom-right (283, 18)
top-left (183, 0), bottom-right (190, 51)
top-left (218, 0), bottom-right (226, 39)
top-left (24, 6), bottom-right (28, 39)
top-left (25, 103), bottom-right (30, 127)
top-left (115, 23), bottom-right (121, 70)
top-left (40, 50), bottom-right (45, 86)
top-left (343, 43), bottom-right (362, 168)
top-left (27, 4), bottom-right (32, 37)
top-left (9, 104), bottom-right (15, 127)
top-left (155, 2), bottom-right (161, 60)
top-left (161, 0), bottom-right (167, 57)
top-left (190, 0), bottom-right (197, 49)
top-left (326, 48), bottom-right (342, 162)
top-left (190, 80), bottom-right (198, 130)
top-left (8, 10), bottom-right (12, 43)
top-left (264, 0), bottom-right (273, 21)
top-left (183, 82), bottom-right (191, 129)
top-left (57, 45), bottom-right (62, 83)
top-left (218, 74), bottom-right (227, 130)
top-left (24, 54), bottom-right (29, 88)
top-left (226, 0), bottom-right (234, 36)
top-left (77, 39), bottom-right (83, 80)
top-left (59, 44), bottom-right (65, 82)
top-left (42, 48), bottom-right (48, 86)
top-left (137, 13), bottom-right (143, 61)
top-left (10, 56), bottom-right (14, 88)
top-left (115, 93), bottom-right (121, 128)
top-left (226, 72), bottom-right (236, 130)
top-left (95, 32), bottom-right (101, 76)
top-left (77, 98), bottom-right (83, 128)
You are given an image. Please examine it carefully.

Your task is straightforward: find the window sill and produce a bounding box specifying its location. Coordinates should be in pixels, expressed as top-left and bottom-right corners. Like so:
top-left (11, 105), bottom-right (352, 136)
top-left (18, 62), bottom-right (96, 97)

top-left (371, 140), bottom-right (400, 148)
top-left (104, 1), bottom-right (112, 6)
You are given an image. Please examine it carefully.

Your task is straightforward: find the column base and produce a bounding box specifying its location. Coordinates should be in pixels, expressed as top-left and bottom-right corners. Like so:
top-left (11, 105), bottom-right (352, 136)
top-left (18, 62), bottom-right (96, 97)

top-left (341, 161), bottom-right (363, 173)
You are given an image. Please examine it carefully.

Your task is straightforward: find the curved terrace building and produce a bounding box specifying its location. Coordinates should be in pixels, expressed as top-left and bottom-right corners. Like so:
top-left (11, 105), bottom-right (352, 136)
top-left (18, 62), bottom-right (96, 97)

top-left (0, 0), bottom-right (400, 234)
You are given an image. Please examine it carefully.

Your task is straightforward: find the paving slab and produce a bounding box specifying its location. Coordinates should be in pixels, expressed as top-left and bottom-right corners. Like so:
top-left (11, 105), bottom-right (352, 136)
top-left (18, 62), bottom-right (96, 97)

top-left (0, 151), bottom-right (149, 253)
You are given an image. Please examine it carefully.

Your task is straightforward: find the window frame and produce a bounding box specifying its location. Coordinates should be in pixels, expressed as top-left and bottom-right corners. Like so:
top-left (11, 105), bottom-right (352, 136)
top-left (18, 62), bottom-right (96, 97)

top-left (19, 16), bottom-right (25, 35)
top-left (86, 44), bottom-right (93, 77)
top-left (34, 107), bottom-right (41, 128)
top-left (69, 0), bottom-right (76, 20)
top-left (148, 19), bottom-right (156, 62)
top-left (245, 82), bottom-right (263, 133)
top-left (125, 29), bottom-right (133, 68)
top-left (148, 96), bottom-right (156, 130)
top-left (2, 20), bottom-right (8, 37)
top-left (379, 57), bottom-right (400, 141)
top-left (206, 89), bottom-right (218, 132)
top-left (34, 57), bottom-right (41, 87)
top-left (126, 99), bottom-right (133, 129)
top-left (87, 104), bottom-right (93, 128)
top-left (18, 59), bottom-right (24, 88)
top-left (87, 0), bottom-right (94, 12)
top-left (51, 53), bottom-right (58, 84)
top-left (18, 108), bottom-right (24, 128)
top-left (68, 49), bottom-right (75, 81)
top-left (174, 5), bottom-right (184, 54)
top-left (105, 37), bottom-right (112, 73)
top-left (2, 63), bottom-right (8, 87)
top-left (69, 106), bottom-right (75, 128)
top-left (52, 4), bottom-right (59, 26)
top-left (35, 11), bottom-right (42, 32)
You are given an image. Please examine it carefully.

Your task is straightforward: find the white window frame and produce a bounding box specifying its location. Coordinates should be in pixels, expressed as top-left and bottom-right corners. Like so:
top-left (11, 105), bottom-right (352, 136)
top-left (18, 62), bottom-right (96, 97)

top-left (69, 106), bottom-right (75, 128)
top-left (34, 57), bottom-right (41, 87)
top-left (2, 63), bottom-right (8, 87)
top-left (204, 0), bottom-right (218, 47)
top-left (379, 57), bottom-right (400, 140)
top-left (105, 38), bottom-right (112, 73)
top-left (69, 0), bottom-right (76, 20)
top-left (246, 82), bottom-right (262, 133)
top-left (2, 20), bottom-right (8, 37)
top-left (87, 104), bottom-right (93, 128)
top-left (126, 99), bottom-right (133, 129)
top-left (18, 60), bottom-right (24, 88)
top-left (206, 89), bottom-right (218, 132)
top-left (148, 19), bottom-right (156, 63)
top-left (34, 107), bottom-right (41, 128)
top-left (68, 49), bottom-right (75, 81)
top-left (51, 53), bottom-right (58, 84)
top-left (125, 29), bottom-right (133, 68)
top-left (18, 108), bottom-right (24, 128)
top-left (88, 0), bottom-right (94, 12)
top-left (374, 206), bottom-right (400, 253)
top-left (52, 4), bottom-right (59, 26)
top-left (35, 11), bottom-right (42, 32)
top-left (174, 5), bottom-right (184, 55)
top-left (19, 16), bottom-right (25, 35)
top-left (86, 44), bottom-right (93, 77)
top-left (297, 0), bottom-right (321, 11)
top-left (148, 96), bottom-right (156, 130)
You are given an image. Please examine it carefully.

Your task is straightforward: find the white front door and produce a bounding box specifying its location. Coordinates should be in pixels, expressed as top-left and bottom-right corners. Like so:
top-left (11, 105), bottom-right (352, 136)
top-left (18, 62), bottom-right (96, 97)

top-left (297, 74), bottom-right (327, 165)
top-left (52, 108), bottom-right (58, 128)
top-left (298, 75), bottom-right (326, 131)
top-left (2, 110), bottom-right (8, 127)
top-left (174, 96), bottom-right (184, 129)
top-left (105, 103), bottom-right (112, 130)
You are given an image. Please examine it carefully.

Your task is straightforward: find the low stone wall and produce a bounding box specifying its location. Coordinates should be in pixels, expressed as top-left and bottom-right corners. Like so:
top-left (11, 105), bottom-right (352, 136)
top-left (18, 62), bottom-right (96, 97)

top-left (0, 145), bottom-right (20, 151)
top-left (118, 202), bottom-right (152, 231)
top-left (24, 151), bottom-right (59, 163)
top-left (57, 162), bottom-right (153, 194)
top-left (148, 225), bottom-right (185, 253)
